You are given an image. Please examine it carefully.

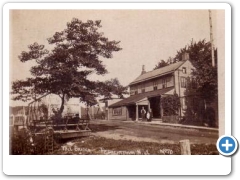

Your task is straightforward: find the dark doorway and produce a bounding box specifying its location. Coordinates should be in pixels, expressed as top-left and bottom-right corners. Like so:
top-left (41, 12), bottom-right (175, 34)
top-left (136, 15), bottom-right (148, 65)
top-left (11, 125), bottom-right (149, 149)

top-left (149, 96), bottom-right (161, 118)
top-left (138, 105), bottom-right (148, 120)
top-left (127, 105), bottom-right (136, 120)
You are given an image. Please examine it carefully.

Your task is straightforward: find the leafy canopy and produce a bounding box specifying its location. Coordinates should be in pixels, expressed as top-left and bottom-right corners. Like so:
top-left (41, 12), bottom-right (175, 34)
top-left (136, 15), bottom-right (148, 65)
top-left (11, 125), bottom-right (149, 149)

top-left (12, 18), bottom-right (127, 111)
top-left (174, 39), bottom-right (218, 102)
top-left (153, 39), bottom-right (217, 103)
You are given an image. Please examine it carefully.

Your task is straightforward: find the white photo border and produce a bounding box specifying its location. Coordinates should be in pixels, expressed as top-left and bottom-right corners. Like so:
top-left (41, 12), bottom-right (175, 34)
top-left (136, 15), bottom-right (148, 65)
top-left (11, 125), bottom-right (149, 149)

top-left (3, 2), bottom-right (231, 175)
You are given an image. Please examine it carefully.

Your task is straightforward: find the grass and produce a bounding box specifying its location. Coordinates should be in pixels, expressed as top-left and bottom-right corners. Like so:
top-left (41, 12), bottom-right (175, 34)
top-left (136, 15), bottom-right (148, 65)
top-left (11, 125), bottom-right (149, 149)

top-left (53, 135), bottom-right (218, 155)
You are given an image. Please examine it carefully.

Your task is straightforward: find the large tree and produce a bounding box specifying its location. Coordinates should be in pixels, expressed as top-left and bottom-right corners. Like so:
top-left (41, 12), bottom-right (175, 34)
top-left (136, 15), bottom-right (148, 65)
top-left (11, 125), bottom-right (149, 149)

top-left (153, 39), bottom-right (217, 103)
top-left (11, 18), bottom-right (127, 116)
top-left (153, 39), bottom-right (218, 125)
top-left (175, 40), bottom-right (218, 126)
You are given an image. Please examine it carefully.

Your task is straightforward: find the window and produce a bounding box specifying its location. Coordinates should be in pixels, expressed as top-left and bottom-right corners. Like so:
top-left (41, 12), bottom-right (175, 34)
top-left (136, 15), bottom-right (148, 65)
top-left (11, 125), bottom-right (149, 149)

top-left (153, 81), bottom-right (158, 90)
top-left (140, 84), bottom-right (145, 93)
top-left (112, 107), bottom-right (122, 116)
top-left (182, 67), bottom-right (187, 74)
top-left (130, 90), bottom-right (135, 96)
top-left (130, 86), bottom-right (137, 96)
top-left (181, 77), bottom-right (187, 88)
top-left (162, 78), bottom-right (167, 88)
top-left (135, 85), bottom-right (139, 94)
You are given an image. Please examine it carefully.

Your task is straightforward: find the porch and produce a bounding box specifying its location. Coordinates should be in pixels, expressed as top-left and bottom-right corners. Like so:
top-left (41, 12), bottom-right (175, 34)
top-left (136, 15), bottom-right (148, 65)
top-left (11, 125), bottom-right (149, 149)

top-left (109, 87), bottom-right (176, 121)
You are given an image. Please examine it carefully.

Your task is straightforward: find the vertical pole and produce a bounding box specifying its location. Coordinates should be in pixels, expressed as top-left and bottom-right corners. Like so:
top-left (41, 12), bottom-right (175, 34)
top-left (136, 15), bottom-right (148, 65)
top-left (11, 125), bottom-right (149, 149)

top-left (209, 10), bottom-right (215, 67)
top-left (178, 70), bottom-right (182, 117)
top-left (148, 100), bottom-right (150, 111)
top-left (92, 106), bottom-right (94, 119)
top-left (160, 96), bottom-right (163, 118)
top-left (23, 106), bottom-right (26, 128)
top-left (179, 139), bottom-right (191, 155)
top-left (136, 104), bottom-right (139, 121)
top-left (79, 103), bottom-right (81, 118)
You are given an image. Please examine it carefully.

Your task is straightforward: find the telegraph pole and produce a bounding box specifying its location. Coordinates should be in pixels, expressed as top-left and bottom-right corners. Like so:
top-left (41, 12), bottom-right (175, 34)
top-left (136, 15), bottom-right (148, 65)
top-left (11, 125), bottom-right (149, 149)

top-left (209, 10), bottom-right (215, 67)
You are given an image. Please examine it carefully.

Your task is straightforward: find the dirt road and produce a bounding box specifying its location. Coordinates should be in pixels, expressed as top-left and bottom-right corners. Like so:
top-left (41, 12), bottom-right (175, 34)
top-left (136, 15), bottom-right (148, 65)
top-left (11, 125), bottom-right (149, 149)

top-left (89, 120), bottom-right (218, 144)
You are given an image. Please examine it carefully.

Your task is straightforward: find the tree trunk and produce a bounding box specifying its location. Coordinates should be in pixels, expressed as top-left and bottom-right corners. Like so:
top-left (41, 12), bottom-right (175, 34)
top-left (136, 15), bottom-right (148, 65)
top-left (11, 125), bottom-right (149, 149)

top-left (58, 94), bottom-right (65, 118)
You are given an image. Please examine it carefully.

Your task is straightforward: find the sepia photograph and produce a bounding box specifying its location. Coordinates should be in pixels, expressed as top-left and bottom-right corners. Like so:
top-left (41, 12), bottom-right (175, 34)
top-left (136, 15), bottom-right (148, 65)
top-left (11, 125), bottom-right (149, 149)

top-left (9, 8), bottom-right (224, 156)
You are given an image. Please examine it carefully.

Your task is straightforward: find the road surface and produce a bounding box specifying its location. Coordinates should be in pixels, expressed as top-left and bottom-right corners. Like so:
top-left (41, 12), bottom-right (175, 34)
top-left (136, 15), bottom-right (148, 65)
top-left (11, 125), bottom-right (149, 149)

top-left (89, 120), bottom-right (218, 144)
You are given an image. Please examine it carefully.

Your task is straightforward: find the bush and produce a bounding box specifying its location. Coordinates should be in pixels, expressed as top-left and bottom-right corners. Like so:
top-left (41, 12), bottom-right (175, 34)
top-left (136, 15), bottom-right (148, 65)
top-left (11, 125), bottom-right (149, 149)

top-left (162, 94), bottom-right (180, 116)
top-left (10, 127), bottom-right (59, 155)
top-left (10, 128), bottom-right (34, 155)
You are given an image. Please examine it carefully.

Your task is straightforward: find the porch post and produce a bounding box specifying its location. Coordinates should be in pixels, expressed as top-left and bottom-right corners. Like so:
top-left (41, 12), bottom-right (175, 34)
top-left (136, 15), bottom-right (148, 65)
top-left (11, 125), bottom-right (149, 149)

top-left (136, 104), bottom-right (139, 121)
top-left (148, 99), bottom-right (150, 111)
top-left (160, 96), bottom-right (163, 118)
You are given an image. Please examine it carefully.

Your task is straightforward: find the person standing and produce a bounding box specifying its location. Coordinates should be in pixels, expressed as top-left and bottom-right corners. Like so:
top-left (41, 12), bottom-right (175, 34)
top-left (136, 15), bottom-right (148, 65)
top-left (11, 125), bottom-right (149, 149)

top-left (149, 109), bottom-right (153, 122)
top-left (141, 107), bottom-right (146, 121)
top-left (146, 108), bottom-right (153, 122)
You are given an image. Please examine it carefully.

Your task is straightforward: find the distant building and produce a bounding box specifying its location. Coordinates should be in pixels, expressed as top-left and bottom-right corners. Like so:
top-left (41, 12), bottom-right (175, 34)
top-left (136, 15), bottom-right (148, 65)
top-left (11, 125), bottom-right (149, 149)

top-left (109, 53), bottom-right (195, 121)
top-left (99, 98), bottom-right (124, 120)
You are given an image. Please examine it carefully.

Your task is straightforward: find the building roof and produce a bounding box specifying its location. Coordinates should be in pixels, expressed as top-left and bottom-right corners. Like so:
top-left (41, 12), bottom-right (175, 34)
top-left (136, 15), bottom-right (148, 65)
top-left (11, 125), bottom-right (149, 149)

top-left (129, 61), bottom-right (186, 85)
top-left (109, 87), bottom-right (174, 107)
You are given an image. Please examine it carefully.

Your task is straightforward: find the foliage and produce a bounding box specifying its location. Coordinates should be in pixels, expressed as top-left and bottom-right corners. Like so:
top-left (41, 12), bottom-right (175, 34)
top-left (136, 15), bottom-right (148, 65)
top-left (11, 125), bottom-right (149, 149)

top-left (182, 78), bottom-right (217, 127)
top-left (174, 40), bottom-right (218, 126)
top-left (54, 136), bottom-right (218, 155)
top-left (97, 78), bottom-right (128, 99)
top-left (174, 39), bottom-right (218, 103)
top-left (10, 128), bottom-right (60, 155)
top-left (154, 39), bottom-right (218, 125)
top-left (154, 59), bottom-right (168, 70)
top-left (181, 78), bottom-right (205, 125)
top-left (11, 18), bottom-right (126, 116)
top-left (161, 94), bottom-right (180, 116)
top-left (39, 103), bottom-right (49, 120)
top-left (10, 128), bottom-right (34, 155)
top-left (153, 39), bottom-right (217, 104)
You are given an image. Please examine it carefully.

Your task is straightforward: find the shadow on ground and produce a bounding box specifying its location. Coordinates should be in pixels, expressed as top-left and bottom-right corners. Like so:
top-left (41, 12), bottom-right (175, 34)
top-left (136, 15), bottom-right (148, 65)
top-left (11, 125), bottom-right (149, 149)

top-left (89, 123), bottom-right (121, 132)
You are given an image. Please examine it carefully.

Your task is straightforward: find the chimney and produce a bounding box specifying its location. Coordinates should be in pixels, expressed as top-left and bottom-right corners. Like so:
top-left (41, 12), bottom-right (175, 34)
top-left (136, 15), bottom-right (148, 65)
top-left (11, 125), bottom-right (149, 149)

top-left (182, 52), bottom-right (189, 61)
top-left (141, 65), bottom-right (146, 75)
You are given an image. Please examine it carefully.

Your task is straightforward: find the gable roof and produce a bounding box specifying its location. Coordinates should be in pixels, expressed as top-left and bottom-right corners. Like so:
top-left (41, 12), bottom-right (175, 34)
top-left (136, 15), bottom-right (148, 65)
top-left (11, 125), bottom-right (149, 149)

top-left (129, 61), bottom-right (186, 86)
top-left (109, 87), bottom-right (174, 108)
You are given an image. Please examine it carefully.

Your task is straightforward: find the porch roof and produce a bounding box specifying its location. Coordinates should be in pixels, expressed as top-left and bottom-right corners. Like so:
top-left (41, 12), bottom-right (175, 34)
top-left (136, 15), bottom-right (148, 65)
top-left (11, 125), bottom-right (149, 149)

top-left (109, 87), bottom-right (174, 108)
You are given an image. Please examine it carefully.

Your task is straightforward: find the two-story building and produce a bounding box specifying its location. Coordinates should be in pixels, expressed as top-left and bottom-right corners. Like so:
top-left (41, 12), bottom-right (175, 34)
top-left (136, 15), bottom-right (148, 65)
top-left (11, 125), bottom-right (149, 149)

top-left (108, 53), bottom-right (194, 121)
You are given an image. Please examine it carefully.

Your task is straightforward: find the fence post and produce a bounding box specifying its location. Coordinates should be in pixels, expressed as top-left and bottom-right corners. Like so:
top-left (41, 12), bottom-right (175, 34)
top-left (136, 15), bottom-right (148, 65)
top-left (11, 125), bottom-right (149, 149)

top-left (179, 139), bottom-right (191, 155)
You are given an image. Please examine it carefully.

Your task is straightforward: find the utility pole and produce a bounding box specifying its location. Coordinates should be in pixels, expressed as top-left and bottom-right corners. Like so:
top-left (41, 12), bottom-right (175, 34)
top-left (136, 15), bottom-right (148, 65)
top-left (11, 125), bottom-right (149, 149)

top-left (209, 10), bottom-right (215, 67)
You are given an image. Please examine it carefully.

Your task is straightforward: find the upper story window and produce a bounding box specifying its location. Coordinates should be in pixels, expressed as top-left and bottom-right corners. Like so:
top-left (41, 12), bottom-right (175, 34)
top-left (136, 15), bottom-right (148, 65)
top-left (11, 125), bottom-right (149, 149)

top-left (130, 90), bottom-right (135, 96)
top-left (140, 84), bottom-right (145, 93)
top-left (182, 67), bottom-right (187, 74)
top-left (162, 78), bottom-right (167, 88)
top-left (181, 77), bottom-right (187, 88)
top-left (135, 91), bottom-right (138, 95)
top-left (130, 86), bottom-right (137, 96)
top-left (153, 81), bottom-right (158, 90)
